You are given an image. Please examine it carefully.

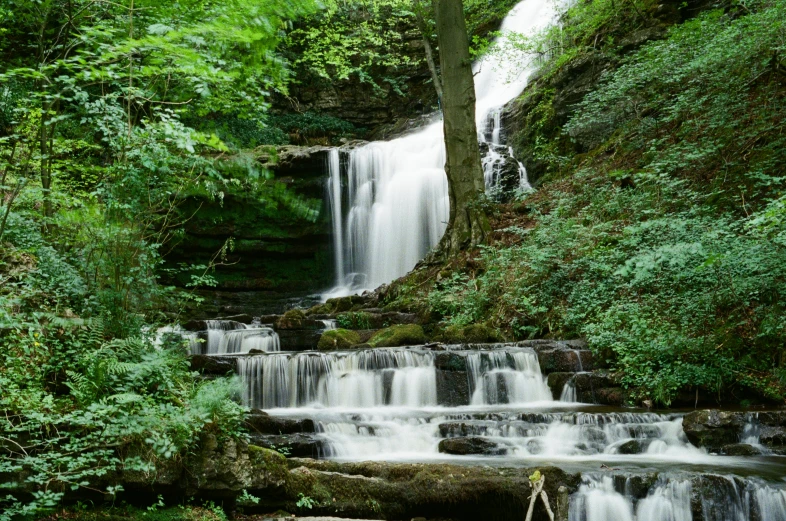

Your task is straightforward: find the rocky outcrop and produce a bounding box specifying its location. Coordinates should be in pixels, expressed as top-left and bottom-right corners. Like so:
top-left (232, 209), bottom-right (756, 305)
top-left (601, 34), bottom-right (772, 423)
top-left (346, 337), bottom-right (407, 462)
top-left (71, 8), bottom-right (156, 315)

top-left (246, 410), bottom-right (316, 435)
top-left (682, 410), bottom-right (786, 453)
top-left (266, 459), bottom-right (579, 521)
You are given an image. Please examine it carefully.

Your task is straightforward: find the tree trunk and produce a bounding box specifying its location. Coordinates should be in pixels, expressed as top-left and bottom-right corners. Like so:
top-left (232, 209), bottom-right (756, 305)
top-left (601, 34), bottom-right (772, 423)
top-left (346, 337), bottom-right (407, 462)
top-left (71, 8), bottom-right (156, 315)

top-left (433, 0), bottom-right (489, 256)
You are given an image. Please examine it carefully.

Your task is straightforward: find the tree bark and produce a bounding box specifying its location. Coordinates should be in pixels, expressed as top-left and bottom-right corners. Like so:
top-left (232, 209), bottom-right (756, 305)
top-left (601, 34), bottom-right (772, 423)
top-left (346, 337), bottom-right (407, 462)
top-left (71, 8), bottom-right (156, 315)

top-left (433, 0), bottom-right (489, 256)
top-left (412, 0), bottom-right (443, 101)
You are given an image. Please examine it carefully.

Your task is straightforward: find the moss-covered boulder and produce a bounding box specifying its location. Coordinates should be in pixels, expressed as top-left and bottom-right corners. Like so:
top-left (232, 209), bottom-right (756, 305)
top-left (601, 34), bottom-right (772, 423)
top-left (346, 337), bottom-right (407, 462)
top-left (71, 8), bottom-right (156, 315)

top-left (368, 324), bottom-right (426, 347)
top-left (436, 323), bottom-right (502, 344)
top-left (317, 329), bottom-right (362, 350)
top-left (276, 308), bottom-right (320, 330)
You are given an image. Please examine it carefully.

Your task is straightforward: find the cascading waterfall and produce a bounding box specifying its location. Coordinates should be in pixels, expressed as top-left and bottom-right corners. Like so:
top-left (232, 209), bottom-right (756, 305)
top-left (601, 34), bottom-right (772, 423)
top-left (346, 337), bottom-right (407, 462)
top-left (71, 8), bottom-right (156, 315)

top-left (325, 0), bottom-right (557, 296)
top-left (569, 474), bottom-right (786, 521)
top-left (200, 320), bottom-right (280, 355)
top-left (238, 349), bottom-right (437, 409)
top-left (466, 349), bottom-right (553, 404)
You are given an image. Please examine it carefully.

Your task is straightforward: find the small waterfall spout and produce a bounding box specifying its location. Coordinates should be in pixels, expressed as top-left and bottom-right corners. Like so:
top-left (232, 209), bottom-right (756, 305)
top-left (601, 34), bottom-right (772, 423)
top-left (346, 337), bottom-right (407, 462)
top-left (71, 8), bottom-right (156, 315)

top-left (467, 349), bottom-right (553, 404)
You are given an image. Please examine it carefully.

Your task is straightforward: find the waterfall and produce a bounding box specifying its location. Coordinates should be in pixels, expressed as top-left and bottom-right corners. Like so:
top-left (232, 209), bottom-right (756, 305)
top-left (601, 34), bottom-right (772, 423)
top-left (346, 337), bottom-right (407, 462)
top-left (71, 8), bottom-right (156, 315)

top-left (569, 474), bottom-right (786, 521)
top-left (238, 349), bottom-right (438, 409)
top-left (199, 320), bottom-right (280, 355)
top-left (324, 0), bottom-right (557, 296)
top-left (560, 377), bottom-right (578, 402)
top-left (466, 349), bottom-right (553, 405)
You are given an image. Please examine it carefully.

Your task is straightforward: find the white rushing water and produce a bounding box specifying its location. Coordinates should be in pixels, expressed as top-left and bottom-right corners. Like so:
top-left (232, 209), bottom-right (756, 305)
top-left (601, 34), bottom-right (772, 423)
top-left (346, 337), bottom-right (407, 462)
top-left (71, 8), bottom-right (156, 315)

top-left (569, 474), bottom-right (786, 521)
top-left (196, 320), bottom-right (280, 355)
top-left (324, 0), bottom-right (557, 297)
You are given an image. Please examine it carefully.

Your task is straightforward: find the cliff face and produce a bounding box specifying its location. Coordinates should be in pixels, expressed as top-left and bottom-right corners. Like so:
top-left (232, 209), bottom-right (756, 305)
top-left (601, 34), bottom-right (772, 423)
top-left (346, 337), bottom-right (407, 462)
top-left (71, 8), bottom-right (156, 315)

top-left (164, 147), bottom-right (334, 305)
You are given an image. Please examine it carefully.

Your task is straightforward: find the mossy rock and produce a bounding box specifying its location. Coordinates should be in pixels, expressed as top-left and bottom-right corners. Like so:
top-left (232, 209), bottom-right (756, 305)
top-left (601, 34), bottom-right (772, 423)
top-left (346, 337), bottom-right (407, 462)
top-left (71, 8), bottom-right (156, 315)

top-left (317, 329), bottom-right (362, 350)
top-left (436, 323), bottom-right (502, 344)
top-left (276, 308), bottom-right (319, 330)
top-left (368, 324), bottom-right (426, 347)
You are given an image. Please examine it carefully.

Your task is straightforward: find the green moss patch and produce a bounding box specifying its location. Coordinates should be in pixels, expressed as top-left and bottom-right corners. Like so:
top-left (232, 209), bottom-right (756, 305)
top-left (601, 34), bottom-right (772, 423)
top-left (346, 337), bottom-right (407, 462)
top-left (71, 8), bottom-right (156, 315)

top-left (317, 329), bottom-right (362, 350)
top-left (368, 324), bottom-right (426, 347)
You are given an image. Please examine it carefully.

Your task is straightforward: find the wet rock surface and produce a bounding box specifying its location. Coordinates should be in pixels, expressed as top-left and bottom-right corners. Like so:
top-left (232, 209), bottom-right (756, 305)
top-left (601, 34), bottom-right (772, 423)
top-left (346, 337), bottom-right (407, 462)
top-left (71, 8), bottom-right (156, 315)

top-left (190, 354), bottom-right (236, 375)
top-left (436, 370), bottom-right (471, 406)
top-left (249, 434), bottom-right (324, 459)
top-left (682, 410), bottom-right (786, 452)
top-left (246, 410), bottom-right (316, 435)
top-left (438, 436), bottom-right (505, 456)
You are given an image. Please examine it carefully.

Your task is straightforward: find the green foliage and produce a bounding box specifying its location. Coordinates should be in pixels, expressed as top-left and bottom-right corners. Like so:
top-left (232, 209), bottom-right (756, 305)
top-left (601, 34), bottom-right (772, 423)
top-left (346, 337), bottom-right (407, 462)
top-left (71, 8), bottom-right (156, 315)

top-left (296, 493), bottom-right (317, 510)
top-left (0, 314), bottom-right (246, 518)
top-left (268, 112), bottom-right (361, 141)
top-left (284, 0), bottom-right (419, 94)
top-left (335, 311), bottom-right (372, 330)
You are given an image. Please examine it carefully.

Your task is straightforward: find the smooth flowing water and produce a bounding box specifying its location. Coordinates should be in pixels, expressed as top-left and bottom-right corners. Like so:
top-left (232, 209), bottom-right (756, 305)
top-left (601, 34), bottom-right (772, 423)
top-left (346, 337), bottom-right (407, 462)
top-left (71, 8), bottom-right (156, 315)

top-left (324, 0), bottom-right (557, 297)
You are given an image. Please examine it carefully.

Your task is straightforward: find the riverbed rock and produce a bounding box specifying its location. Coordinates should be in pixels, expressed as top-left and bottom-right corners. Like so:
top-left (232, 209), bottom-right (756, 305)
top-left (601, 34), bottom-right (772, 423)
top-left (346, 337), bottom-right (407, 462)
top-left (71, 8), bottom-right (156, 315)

top-left (249, 434), bottom-right (324, 459)
top-left (246, 410), bottom-right (315, 435)
top-left (318, 329), bottom-right (362, 350)
top-left (438, 437), bottom-right (505, 456)
top-left (190, 354), bottom-right (236, 375)
top-left (276, 309), bottom-right (322, 330)
top-left (537, 348), bottom-right (594, 373)
top-left (682, 410), bottom-right (749, 449)
top-left (616, 439), bottom-right (652, 454)
top-left (436, 370), bottom-right (471, 406)
top-left (368, 324), bottom-right (427, 347)
top-left (720, 443), bottom-right (762, 456)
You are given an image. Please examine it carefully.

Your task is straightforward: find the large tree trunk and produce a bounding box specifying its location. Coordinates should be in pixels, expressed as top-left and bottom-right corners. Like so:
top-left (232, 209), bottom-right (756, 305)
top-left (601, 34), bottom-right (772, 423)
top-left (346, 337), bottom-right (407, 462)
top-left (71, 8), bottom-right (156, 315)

top-left (433, 0), bottom-right (489, 256)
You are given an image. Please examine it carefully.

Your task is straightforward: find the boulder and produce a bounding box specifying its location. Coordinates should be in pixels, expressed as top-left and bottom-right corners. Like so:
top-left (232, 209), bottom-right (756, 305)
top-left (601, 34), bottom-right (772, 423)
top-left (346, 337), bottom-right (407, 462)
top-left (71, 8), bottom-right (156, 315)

top-left (368, 324), bottom-right (427, 347)
top-left (438, 437), bottom-right (505, 456)
top-left (317, 329), bottom-right (362, 350)
top-left (276, 309), bottom-right (321, 330)
top-left (334, 311), bottom-right (420, 329)
top-left (537, 349), bottom-right (594, 373)
top-left (682, 410), bottom-right (748, 449)
top-left (185, 437), bottom-right (289, 496)
top-left (546, 372), bottom-right (574, 400)
top-left (721, 443), bottom-right (762, 456)
top-left (278, 329), bottom-right (323, 351)
top-left (616, 439), bottom-right (652, 455)
top-left (435, 323), bottom-right (502, 344)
